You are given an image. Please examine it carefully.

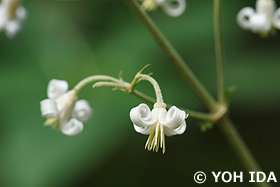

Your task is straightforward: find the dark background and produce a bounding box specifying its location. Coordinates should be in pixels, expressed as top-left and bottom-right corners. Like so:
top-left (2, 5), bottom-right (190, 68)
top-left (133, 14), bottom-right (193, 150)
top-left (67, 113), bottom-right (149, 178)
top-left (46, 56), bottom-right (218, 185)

top-left (0, 0), bottom-right (279, 186)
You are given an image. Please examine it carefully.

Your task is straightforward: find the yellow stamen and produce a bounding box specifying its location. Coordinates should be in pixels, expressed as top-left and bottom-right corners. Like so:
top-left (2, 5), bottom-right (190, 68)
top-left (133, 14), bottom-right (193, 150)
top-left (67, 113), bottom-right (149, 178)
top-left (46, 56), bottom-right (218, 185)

top-left (145, 121), bottom-right (166, 154)
top-left (44, 117), bottom-right (60, 130)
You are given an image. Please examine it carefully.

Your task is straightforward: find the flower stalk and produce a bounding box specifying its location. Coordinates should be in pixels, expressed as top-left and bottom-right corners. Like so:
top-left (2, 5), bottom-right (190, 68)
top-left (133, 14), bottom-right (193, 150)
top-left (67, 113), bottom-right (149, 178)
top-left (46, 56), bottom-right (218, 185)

top-left (214, 0), bottom-right (225, 104)
top-left (124, 0), bottom-right (217, 111)
top-left (124, 0), bottom-right (269, 185)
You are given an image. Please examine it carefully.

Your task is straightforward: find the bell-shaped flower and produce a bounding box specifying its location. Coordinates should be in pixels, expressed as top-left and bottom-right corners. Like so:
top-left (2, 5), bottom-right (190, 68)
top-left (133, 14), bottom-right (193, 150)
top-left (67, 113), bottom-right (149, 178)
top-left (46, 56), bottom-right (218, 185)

top-left (40, 79), bottom-right (93, 136)
top-left (0, 0), bottom-right (27, 38)
top-left (130, 103), bottom-right (188, 153)
top-left (237, 0), bottom-right (279, 36)
top-left (141, 0), bottom-right (186, 17)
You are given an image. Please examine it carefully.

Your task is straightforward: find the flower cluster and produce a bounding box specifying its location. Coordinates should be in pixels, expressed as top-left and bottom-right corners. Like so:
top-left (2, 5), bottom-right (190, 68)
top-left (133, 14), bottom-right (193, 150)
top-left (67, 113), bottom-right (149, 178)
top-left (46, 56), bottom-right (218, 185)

top-left (141, 0), bottom-right (186, 17)
top-left (237, 0), bottom-right (280, 36)
top-left (40, 79), bottom-right (92, 136)
top-left (130, 103), bottom-right (187, 153)
top-left (0, 0), bottom-right (27, 38)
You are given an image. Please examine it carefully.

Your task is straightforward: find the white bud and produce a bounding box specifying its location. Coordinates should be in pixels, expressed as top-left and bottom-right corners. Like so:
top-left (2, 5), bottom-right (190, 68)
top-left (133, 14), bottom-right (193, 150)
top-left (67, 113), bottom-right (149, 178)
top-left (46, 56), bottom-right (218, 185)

top-left (40, 99), bottom-right (59, 118)
top-left (237, 7), bottom-right (255, 30)
top-left (61, 118), bottom-right (84, 136)
top-left (72, 100), bottom-right (92, 122)
top-left (47, 79), bottom-right (68, 99)
top-left (272, 8), bottom-right (280, 29)
top-left (161, 0), bottom-right (186, 17)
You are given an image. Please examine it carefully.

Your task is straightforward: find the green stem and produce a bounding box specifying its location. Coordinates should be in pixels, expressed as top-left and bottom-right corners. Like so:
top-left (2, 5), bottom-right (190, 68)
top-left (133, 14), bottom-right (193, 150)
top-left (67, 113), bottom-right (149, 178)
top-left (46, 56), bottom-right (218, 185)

top-left (92, 80), bottom-right (215, 121)
top-left (74, 75), bottom-right (119, 92)
top-left (213, 0), bottom-right (225, 104)
top-left (124, 0), bottom-right (217, 111)
top-left (218, 117), bottom-right (271, 187)
top-left (131, 90), bottom-right (216, 121)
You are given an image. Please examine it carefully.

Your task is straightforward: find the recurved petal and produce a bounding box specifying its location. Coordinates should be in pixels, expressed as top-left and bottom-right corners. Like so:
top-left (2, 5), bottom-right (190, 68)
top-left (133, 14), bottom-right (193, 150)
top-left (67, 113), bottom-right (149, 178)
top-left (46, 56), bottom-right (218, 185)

top-left (159, 106), bottom-right (186, 129)
top-left (250, 13), bottom-right (270, 33)
top-left (237, 7), bottom-right (255, 30)
top-left (16, 6), bottom-right (27, 21)
top-left (72, 99), bottom-right (92, 122)
top-left (40, 99), bottom-right (59, 118)
top-left (61, 118), bottom-right (84, 136)
top-left (47, 79), bottom-right (68, 99)
top-left (130, 103), bottom-right (155, 128)
top-left (154, 0), bottom-right (164, 5)
top-left (164, 120), bottom-right (186, 136)
top-left (272, 8), bottom-right (280, 29)
top-left (161, 0), bottom-right (186, 17)
top-left (133, 124), bottom-right (154, 135)
top-left (5, 20), bottom-right (21, 38)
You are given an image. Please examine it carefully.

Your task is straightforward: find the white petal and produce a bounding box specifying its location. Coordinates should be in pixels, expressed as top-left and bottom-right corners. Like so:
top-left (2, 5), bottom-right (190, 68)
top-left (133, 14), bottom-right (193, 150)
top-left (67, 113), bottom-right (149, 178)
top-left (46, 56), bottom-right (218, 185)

top-left (161, 0), bottom-right (186, 17)
top-left (250, 13), bottom-right (270, 33)
top-left (5, 20), bottom-right (21, 38)
top-left (40, 99), bottom-right (59, 118)
top-left (130, 103), bottom-right (156, 128)
top-left (272, 8), bottom-right (280, 29)
top-left (72, 99), bottom-right (92, 122)
top-left (133, 124), bottom-right (154, 135)
top-left (256, 0), bottom-right (275, 18)
top-left (164, 120), bottom-right (186, 136)
top-left (237, 7), bottom-right (255, 30)
top-left (154, 0), bottom-right (164, 5)
top-left (0, 5), bottom-right (7, 30)
top-left (159, 106), bottom-right (186, 129)
top-left (47, 79), bottom-right (68, 99)
top-left (16, 6), bottom-right (27, 21)
top-left (61, 118), bottom-right (83, 136)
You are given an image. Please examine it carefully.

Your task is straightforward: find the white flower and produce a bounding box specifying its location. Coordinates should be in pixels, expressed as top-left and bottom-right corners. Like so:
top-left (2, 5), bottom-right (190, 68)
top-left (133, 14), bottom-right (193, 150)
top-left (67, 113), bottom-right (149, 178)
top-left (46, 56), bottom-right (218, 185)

top-left (273, 8), bottom-right (280, 28)
top-left (40, 79), bottom-right (93, 136)
top-left (236, 0), bottom-right (280, 36)
top-left (141, 0), bottom-right (186, 17)
top-left (130, 103), bottom-right (188, 153)
top-left (0, 0), bottom-right (27, 38)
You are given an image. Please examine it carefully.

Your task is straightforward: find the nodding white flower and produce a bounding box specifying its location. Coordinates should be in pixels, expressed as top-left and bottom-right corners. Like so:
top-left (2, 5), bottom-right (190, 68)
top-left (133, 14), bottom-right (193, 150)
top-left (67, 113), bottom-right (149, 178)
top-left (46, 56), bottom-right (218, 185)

top-left (236, 0), bottom-right (280, 36)
top-left (141, 0), bottom-right (186, 17)
top-left (0, 0), bottom-right (27, 38)
top-left (40, 79), bottom-right (93, 136)
top-left (130, 103), bottom-right (188, 153)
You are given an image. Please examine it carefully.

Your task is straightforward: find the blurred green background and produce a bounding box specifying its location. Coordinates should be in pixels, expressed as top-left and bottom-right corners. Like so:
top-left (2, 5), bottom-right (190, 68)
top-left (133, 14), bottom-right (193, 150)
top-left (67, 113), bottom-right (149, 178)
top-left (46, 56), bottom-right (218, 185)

top-left (0, 0), bottom-right (280, 186)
